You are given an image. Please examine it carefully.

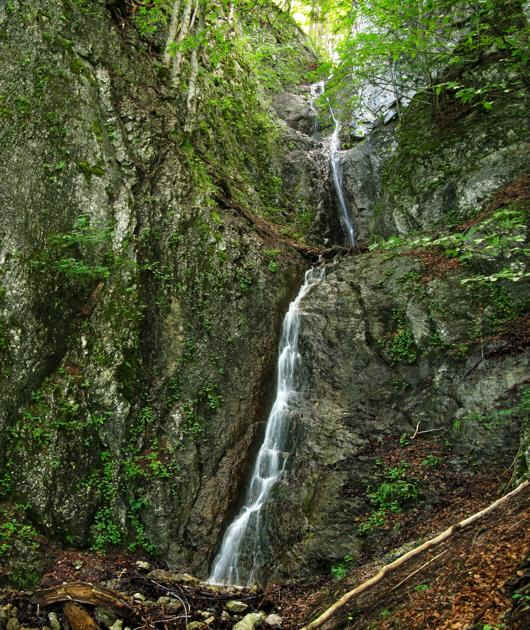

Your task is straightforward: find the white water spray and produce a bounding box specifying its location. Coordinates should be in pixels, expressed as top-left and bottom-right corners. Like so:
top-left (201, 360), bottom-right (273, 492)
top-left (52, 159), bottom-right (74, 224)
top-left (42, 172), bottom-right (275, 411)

top-left (329, 106), bottom-right (356, 247)
top-left (208, 267), bottom-right (324, 585)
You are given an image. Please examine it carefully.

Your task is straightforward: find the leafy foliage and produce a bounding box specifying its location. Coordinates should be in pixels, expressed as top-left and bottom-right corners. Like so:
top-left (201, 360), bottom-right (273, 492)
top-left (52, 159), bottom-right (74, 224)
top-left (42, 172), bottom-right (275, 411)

top-left (359, 462), bottom-right (420, 534)
top-left (292, 0), bottom-right (529, 118)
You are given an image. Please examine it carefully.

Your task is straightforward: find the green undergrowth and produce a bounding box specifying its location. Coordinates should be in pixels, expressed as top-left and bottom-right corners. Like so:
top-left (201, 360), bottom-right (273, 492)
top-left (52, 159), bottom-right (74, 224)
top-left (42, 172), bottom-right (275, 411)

top-left (0, 503), bottom-right (41, 589)
top-left (359, 462), bottom-right (421, 535)
top-left (370, 204), bottom-right (529, 286)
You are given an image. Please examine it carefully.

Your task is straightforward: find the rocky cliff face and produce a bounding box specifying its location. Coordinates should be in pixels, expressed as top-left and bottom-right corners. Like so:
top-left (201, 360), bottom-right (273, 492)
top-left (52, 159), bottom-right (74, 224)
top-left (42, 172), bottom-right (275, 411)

top-left (0, 0), bottom-right (331, 584)
top-left (0, 0), bottom-right (528, 591)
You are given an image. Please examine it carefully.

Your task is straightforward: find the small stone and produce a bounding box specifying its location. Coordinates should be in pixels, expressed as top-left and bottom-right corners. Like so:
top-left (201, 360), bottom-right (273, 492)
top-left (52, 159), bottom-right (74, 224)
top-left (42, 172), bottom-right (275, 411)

top-left (94, 608), bottom-right (118, 629)
top-left (135, 561), bottom-right (151, 572)
top-left (203, 617), bottom-right (215, 625)
top-left (48, 612), bottom-right (61, 630)
top-left (265, 613), bottom-right (283, 627)
top-left (225, 600), bottom-right (248, 613)
top-left (197, 610), bottom-right (213, 619)
top-left (74, 562), bottom-right (83, 570)
top-left (0, 604), bottom-right (13, 622)
top-left (132, 593), bottom-right (145, 602)
top-left (233, 612), bottom-right (266, 630)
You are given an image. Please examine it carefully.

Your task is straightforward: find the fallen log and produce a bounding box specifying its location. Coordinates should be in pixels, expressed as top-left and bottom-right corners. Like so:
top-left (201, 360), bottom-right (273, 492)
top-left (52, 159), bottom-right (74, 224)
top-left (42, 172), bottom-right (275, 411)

top-left (37, 581), bottom-right (133, 618)
top-left (301, 479), bottom-right (529, 630)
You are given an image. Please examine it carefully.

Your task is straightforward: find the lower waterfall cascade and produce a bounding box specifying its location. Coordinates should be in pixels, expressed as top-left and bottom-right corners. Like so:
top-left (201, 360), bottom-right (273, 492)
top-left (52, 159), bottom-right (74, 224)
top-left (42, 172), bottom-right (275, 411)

top-left (208, 266), bottom-right (325, 585)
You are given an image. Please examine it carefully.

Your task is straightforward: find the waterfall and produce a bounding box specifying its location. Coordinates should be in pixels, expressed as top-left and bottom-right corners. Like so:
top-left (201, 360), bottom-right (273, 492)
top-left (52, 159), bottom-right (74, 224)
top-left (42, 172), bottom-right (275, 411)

top-left (208, 267), bottom-right (324, 586)
top-left (311, 80), bottom-right (356, 247)
top-left (329, 102), bottom-right (356, 247)
top-left (209, 82), bottom-right (356, 586)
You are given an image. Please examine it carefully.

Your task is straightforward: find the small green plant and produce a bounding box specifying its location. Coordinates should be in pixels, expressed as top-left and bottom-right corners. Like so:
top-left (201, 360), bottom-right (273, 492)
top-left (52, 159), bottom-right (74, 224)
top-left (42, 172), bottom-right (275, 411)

top-left (388, 327), bottom-right (417, 364)
top-left (331, 553), bottom-right (354, 580)
top-left (359, 462), bottom-right (421, 534)
top-left (386, 310), bottom-right (417, 365)
top-left (421, 454), bottom-right (441, 468)
top-left (32, 214), bottom-right (113, 281)
top-left (399, 433), bottom-right (411, 447)
top-left (0, 472), bottom-right (12, 498)
top-left (415, 583), bottom-right (430, 592)
top-left (358, 509), bottom-right (386, 534)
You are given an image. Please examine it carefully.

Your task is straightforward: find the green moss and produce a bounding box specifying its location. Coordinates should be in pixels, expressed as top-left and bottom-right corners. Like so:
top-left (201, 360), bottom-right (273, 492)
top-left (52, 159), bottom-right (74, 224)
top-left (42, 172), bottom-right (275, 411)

top-left (0, 504), bottom-right (42, 588)
top-left (383, 309), bottom-right (417, 365)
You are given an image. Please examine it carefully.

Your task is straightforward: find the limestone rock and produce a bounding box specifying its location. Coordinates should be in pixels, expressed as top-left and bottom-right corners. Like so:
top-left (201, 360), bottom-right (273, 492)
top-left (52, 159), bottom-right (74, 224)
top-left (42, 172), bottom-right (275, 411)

top-left (134, 561), bottom-right (151, 572)
top-left (225, 600), bottom-right (249, 613)
top-left (233, 612), bottom-right (266, 630)
top-left (264, 613), bottom-right (283, 627)
top-left (47, 613), bottom-right (60, 630)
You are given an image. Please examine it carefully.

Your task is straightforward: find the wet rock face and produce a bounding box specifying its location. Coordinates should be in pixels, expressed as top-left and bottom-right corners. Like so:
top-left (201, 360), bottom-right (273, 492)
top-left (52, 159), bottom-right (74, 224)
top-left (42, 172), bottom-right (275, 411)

top-left (338, 60), bottom-right (529, 244)
top-left (264, 241), bottom-right (529, 578)
top-left (339, 125), bottom-right (396, 247)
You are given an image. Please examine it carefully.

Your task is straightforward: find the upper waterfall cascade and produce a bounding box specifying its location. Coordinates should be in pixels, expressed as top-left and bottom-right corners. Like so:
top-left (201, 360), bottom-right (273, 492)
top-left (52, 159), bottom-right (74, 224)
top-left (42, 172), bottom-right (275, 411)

top-left (311, 81), bottom-right (356, 247)
top-left (328, 108), bottom-right (356, 246)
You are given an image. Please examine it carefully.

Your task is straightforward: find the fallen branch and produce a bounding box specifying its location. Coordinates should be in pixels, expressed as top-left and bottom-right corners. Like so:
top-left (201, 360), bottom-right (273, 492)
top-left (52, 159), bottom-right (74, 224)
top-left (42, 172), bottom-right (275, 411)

top-left (301, 480), bottom-right (529, 630)
top-left (214, 193), bottom-right (348, 261)
top-left (410, 421), bottom-right (444, 440)
top-left (37, 582), bottom-right (133, 618)
top-left (389, 549), bottom-right (448, 592)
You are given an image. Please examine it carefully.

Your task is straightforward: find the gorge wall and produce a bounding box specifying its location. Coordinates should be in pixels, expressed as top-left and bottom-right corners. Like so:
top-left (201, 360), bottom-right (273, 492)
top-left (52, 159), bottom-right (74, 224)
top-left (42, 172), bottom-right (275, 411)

top-left (0, 0), bottom-right (332, 584)
top-left (0, 0), bottom-right (528, 590)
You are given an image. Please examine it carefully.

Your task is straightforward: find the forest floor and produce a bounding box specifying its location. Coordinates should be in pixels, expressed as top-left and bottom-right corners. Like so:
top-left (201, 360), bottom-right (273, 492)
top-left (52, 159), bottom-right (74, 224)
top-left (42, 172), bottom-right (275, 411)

top-left (0, 436), bottom-right (528, 629)
top-left (273, 435), bottom-right (530, 630)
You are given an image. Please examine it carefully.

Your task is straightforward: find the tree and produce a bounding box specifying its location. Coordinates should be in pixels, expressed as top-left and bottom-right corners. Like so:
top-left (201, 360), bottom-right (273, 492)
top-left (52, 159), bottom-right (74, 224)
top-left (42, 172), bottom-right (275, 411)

top-left (292, 0), bottom-right (529, 117)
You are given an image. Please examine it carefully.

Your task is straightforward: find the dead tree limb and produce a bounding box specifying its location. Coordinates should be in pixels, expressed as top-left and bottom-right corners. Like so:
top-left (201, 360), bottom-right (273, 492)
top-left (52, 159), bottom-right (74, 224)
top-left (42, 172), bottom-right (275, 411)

top-left (37, 582), bottom-right (133, 618)
top-left (301, 480), bottom-right (529, 630)
top-left (389, 549), bottom-right (448, 592)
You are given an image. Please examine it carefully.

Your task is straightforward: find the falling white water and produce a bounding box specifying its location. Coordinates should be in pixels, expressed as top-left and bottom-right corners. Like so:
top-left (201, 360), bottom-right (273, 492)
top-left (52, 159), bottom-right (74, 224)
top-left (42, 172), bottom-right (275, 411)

top-left (310, 80), bottom-right (355, 246)
top-left (329, 106), bottom-right (356, 247)
top-left (328, 95), bottom-right (356, 247)
top-left (208, 267), bottom-right (324, 586)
